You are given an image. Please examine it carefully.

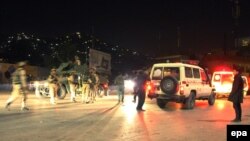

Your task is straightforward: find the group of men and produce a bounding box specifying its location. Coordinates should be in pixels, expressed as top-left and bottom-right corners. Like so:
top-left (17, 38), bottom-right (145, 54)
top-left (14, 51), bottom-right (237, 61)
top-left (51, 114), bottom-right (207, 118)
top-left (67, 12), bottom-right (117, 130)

top-left (4, 57), bottom-right (101, 110)
top-left (5, 58), bottom-right (245, 122)
top-left (47, 57), bottom-right (100, 105)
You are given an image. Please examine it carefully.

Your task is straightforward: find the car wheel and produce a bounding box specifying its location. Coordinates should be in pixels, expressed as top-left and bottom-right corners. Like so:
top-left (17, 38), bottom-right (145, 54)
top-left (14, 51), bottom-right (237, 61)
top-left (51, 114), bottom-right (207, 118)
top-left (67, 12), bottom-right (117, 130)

top-left (157, 98), bottom-right (167, 108)
top-left (208, 91), bottom-right (216, 105)
top-left (160, 76), bottom-right (178, 94)
top-left (184, 92), bottom-right (195, 109)
top-left (57, 86), bottom-right (67, 99)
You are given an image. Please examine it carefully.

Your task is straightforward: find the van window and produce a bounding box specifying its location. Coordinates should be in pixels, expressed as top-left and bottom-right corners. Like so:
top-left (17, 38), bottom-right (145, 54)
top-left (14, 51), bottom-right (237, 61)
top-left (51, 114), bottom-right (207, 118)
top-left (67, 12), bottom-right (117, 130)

top-left (193, 68), bottom-right (200, 78)
top-left (214, 74), bottom-right (234, 84)
top-left (185, 67), bottom-right (193, 78)
top-left (152, 67), bottom-right (163, 80)
top-left (163, 67), bottom-right (180, 80)
top-left (200, 69), bottom-right (207, 82)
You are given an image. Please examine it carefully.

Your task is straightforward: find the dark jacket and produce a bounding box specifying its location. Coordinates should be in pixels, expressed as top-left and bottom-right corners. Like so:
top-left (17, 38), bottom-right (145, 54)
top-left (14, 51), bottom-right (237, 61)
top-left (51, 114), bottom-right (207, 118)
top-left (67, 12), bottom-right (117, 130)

top-left (135, 72), bottom-right (149, 93)
top-left (228, 73), bottom-right (244, 103)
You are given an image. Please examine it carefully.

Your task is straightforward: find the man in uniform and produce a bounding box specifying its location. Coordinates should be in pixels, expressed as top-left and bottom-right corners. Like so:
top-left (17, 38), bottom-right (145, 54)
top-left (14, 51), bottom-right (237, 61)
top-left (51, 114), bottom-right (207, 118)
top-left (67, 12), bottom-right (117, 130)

top-left (81, 66), bottom-right (91, 103)
top-left (89, 67), bottom-right (99, 103)
top-left (48, 68), bottom-right (59, 105)
top-left (5, 61), bottom-right (29, 111)
top-left (114, 72), bottom-right (125, 103)
top-left (67, 70), bottom-right (77, 102)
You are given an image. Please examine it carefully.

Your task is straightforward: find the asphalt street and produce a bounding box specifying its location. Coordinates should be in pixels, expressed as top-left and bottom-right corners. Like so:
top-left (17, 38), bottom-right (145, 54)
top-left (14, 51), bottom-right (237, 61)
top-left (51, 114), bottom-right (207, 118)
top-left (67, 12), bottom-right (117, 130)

top-left (0, 91), bottom-right (250, 141)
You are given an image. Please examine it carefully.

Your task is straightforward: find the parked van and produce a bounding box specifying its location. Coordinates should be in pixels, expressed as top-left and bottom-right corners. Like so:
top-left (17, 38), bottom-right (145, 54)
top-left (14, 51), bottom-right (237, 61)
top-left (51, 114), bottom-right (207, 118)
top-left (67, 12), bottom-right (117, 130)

top-left (211, 71), bottom-right (248, 97)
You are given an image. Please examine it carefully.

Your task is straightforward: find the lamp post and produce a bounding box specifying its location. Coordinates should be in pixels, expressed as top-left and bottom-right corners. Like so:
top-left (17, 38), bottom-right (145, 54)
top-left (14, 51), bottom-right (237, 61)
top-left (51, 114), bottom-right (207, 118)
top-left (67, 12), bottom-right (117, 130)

top-left (232, 0), bottom-right (240, 48)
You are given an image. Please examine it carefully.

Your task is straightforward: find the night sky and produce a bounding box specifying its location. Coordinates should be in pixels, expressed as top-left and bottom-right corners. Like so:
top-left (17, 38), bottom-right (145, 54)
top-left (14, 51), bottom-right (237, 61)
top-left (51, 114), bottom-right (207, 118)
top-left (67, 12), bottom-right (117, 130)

top-left (1, 0), bottom-right (250, 56)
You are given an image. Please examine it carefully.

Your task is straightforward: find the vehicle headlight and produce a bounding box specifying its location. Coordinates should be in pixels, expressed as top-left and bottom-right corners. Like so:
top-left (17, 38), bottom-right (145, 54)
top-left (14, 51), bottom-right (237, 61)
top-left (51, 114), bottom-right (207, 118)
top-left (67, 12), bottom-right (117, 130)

top-left (124, 80), bottom-right (135, 89)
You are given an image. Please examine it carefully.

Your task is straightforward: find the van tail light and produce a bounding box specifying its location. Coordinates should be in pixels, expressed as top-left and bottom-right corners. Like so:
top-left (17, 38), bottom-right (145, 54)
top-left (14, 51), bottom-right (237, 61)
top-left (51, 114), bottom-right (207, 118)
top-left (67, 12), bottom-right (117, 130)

top-left (145, 81), bottom-right (155, 93)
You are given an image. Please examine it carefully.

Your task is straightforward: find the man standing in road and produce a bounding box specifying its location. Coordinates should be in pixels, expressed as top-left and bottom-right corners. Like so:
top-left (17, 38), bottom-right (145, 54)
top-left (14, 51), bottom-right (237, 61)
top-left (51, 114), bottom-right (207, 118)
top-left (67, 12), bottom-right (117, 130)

top-left (228, 65), bottom-right (244, 122)
top-left (114, 72), bottom-right (125, 103)
top-left (89, 67), bottom-right (99, 103)
top-left (81, 64), bottom-right (91, 104)
top-left (48, 68), bottom-right (59, 105)
top-left (68, 70), bottom-right (77, 103)
top-left (135, 70), bottom-right (149, 111)
top-left (5, 61), bottom-right (29, 111)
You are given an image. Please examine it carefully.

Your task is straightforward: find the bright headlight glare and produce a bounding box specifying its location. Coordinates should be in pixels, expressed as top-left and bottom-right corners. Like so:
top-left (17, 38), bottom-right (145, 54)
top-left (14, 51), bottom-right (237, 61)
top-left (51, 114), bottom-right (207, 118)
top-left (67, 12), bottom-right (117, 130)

top-left (124, 80), bottom-right (135, 89)
top-left (34, 81), bottom-right (39, 87)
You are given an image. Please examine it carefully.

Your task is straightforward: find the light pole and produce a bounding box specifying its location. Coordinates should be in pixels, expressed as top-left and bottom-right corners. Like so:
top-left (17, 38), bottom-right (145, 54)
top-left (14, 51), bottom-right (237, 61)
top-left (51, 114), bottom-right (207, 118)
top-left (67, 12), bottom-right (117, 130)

top-left (232, 0), bottom-right (240, 48)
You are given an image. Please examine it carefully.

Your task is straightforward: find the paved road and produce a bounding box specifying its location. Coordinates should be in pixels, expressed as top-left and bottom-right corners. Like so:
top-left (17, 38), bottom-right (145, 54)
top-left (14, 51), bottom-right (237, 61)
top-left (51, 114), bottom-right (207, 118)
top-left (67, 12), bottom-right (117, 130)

top-left (0, 91), bottom-right (250, 141)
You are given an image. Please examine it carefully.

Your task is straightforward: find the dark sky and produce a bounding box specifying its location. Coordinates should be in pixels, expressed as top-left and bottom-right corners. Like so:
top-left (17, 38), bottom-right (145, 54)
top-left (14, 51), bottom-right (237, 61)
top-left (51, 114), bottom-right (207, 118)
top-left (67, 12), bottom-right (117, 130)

top-left (1, 0), bottom-right (250, 56)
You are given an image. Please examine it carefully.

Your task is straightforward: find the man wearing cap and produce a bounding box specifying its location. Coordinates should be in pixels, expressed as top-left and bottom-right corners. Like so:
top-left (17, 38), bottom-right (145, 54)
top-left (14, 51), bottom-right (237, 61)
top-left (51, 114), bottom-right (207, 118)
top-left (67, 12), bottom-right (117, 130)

top-left (228, 65), bottom-right (244, 122)
top-left (48, 68), bottom-right (59, 105)
top-left (5, 61), bottom-right (29, 111)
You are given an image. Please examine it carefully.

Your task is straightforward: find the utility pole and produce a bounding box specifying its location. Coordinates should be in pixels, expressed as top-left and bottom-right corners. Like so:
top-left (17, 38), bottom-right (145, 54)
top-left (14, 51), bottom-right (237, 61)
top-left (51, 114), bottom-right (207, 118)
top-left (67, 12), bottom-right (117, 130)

top-left (232, 0), bottom-right (240, 48)
top-left (91, 26), bottom-right (95, 49)
top-left (177, 26), bottom-right (181, 54)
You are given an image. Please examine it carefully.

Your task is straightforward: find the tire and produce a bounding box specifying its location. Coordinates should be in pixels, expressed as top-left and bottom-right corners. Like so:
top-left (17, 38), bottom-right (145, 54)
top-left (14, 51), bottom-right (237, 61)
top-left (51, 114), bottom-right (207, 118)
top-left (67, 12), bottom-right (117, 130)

top-left (35, 86), bottom-right (49, 98)
top-left (184, 92), bottom-right (195, 109)
top-left (208, 91), bottom-right (216, 105)
top-left (160, 76), bottom-right (178, 94)
top-left (157, 99), bottom-right (167, 108)
top-left (57, 86), bottom-right (67, 99)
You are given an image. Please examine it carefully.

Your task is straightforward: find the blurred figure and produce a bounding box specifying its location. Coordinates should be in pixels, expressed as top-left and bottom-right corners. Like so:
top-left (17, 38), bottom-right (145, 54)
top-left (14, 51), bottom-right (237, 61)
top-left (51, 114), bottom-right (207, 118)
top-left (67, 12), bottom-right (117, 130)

top-left (5, 61), bottom-right (29, 111)
top-left (135, 70), bottom-right (149, 111)
top-left (114, 72), bottom-right (125, 103)
top-left (93, 69), bottom-right (100, 99)
top-left (89, 67), bottom-right (99, 103)
top-left (68, 71), bottom-right (77, 102)
top-left (74, 55), bottom-right (81, 66)
top-left (48, 68), bottom-right (59, 105)
top-left (132, 71), bottom-right (138, 103)
top-left (81, 65), bottom-right (91, 103)
top-left (228, 65), bottom-right (244, 122)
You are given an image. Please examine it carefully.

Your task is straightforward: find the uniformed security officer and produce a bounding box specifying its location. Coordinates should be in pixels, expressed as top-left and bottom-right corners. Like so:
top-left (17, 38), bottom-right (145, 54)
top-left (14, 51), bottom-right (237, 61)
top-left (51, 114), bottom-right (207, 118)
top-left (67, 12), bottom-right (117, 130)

top-left (114, 72), bottom-right (125, 103)
top-left (5, 61), bottom-right (29, 111)
top-left (81, 66), bottom-right (91, 103)
top-left (48, 68), bottom-right (59, 105)
top-left (68, 70), bottom-right (77, 102)
top-left (89, 67), bottom-right (99, 103)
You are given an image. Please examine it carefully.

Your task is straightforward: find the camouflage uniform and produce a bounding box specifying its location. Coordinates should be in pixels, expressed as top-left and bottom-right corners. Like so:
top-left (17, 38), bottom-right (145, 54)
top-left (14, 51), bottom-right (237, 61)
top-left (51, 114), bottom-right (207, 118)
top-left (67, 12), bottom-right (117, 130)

top-left (114, 73), bottom-right (125, 103)
top-left (81, 70), bottom-right (91, 103)
top-left (67, 71), bottom-right (77, 102)
top-left (48, 68), bottom-right (59, 105)
top-left (5, 61), bottom-right (29, 111)
top-left (89, 68), bottom-right (99, 103)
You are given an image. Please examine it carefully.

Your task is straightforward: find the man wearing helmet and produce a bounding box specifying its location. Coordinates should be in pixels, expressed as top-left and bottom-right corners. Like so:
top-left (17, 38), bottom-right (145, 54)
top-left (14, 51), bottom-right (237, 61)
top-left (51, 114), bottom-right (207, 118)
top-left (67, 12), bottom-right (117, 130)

top-left (48, 68), bottom-right (59, 105)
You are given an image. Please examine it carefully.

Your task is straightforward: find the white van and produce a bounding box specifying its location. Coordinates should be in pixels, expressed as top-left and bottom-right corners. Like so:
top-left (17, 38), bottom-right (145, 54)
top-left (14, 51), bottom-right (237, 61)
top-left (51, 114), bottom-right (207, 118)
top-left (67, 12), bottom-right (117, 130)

top-left (147, 62), bottom-right (215, 109)
top-left (211, 71), bottom-right (248, 97)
